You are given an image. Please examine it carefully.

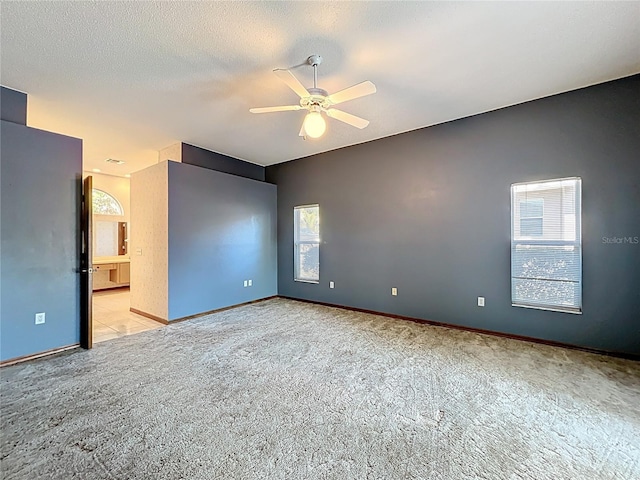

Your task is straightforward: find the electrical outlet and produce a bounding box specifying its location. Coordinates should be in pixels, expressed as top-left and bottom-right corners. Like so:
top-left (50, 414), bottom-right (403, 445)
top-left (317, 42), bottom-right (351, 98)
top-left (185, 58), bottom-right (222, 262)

top-left (392, 288), bottom-right (398, 296)
top-left (243, 280), bottom-right (248, 287)
top-left (329, 281), bottom-right (334, 289)
top-left (478, 297), bottom-right (485, 307)
top-left (135, 248), bottom-right (142, 256)
top-left (35, 312), bottom-right (46, 325)
top-left (248, 280), bottom-right (252, 286)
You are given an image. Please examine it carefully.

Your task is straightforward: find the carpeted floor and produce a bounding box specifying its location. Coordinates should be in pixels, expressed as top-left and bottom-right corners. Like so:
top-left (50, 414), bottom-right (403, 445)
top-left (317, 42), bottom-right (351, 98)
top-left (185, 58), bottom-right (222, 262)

top-left (1, 298), bottom-right (639, 479)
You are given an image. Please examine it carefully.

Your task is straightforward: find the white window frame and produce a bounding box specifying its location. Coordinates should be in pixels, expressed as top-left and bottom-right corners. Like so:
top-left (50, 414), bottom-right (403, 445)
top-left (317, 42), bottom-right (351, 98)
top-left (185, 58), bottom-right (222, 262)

top-left (511, 177), bottom-right (582, 314)
top-left (294, 204), bottom-right (320, 283)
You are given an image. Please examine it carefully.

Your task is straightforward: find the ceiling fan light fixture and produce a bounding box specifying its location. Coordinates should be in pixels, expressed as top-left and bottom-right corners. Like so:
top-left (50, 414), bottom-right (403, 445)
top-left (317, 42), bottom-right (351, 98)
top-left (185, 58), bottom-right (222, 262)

top-left (303, 111), bottom-right (326, 138)
top-left (250, 54), bottom-right (375, 138)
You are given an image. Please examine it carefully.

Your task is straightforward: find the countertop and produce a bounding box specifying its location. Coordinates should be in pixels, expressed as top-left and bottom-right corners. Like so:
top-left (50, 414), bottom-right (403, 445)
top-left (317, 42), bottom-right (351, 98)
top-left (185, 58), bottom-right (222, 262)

top-left (93, 256), bottom-right (130, 265)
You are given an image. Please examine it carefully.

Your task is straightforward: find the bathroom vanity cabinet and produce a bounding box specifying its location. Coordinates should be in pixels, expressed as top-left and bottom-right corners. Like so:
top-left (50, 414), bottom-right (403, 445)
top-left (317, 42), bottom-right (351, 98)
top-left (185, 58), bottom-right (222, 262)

top-left (93, 256), bottom-right (130, 290)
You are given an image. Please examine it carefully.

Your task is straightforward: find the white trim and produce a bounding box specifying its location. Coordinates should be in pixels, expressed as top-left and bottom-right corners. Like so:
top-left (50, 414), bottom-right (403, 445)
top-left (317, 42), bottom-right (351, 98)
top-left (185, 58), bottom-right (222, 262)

top-left (512, 303), bottom-right (582, 315)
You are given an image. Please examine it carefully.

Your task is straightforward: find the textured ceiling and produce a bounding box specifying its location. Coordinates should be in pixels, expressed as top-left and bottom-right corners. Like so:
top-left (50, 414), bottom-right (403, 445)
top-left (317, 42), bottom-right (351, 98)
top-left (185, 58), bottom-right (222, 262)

top-left (1, 2), bottom-right (639, 175)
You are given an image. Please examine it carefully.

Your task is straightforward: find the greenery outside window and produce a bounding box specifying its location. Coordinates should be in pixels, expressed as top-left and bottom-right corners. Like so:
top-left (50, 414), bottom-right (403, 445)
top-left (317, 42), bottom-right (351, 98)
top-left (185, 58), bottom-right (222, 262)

top-left (93, 189), bottom-right (123, 216)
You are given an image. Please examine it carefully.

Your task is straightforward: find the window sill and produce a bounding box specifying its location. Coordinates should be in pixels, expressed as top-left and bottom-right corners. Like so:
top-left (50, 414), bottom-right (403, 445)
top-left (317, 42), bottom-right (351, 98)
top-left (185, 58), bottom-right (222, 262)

top-left (294, 279), bottom-right (319, 284)
top-left (512, 303), bottom-right (582, 315)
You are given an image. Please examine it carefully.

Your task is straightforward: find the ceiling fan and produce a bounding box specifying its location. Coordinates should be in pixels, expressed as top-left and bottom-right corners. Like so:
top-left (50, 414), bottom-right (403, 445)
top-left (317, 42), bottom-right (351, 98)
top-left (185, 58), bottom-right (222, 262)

top-left (250, 55), bottom-right (376, 139)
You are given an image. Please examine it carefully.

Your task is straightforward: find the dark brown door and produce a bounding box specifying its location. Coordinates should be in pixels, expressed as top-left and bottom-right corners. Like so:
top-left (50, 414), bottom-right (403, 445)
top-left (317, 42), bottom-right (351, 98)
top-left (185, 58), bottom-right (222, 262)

top-left (80, 176), bottom-right (93, 349)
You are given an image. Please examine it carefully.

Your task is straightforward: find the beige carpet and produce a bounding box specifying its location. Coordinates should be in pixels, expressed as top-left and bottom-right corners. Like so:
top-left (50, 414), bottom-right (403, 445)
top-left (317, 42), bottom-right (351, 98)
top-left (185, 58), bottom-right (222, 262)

top-left (1, 298), bottom-right (639, 479)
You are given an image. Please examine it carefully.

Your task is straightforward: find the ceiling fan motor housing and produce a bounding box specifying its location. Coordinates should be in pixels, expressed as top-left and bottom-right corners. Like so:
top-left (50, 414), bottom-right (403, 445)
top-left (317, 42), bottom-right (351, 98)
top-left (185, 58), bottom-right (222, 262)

top-left (301, 88), bottom-right (330, 109)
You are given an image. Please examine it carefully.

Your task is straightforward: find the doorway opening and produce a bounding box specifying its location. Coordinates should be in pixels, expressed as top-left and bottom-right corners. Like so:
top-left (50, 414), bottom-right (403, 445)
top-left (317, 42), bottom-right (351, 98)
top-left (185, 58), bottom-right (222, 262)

top-left (83, 172), bottom-right (164, 346)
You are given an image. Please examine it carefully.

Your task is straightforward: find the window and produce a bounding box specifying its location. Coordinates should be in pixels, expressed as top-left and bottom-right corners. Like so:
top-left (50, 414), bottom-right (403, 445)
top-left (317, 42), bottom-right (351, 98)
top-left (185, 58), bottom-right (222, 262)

top-left (519, 198), bottom-right (544, 236)
top-left (92, 189), bottom-right (123, 216)
top-left (511, 177), bottom-right (582, 313)
top-left (294, 205), bottom-right (320, 283)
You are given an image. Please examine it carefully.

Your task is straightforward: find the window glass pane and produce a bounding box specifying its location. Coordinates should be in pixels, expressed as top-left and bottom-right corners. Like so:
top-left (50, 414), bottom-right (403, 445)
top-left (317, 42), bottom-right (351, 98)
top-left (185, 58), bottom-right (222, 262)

top-left (294, 205), bottom-right (319, 282)
top-left (297, 243), bottom-right (319, 281)
top-left (297, 207), bottom-right (319, 241)
top-left (512, 278), bottom-right (581, 310)
top-left (520, 218), bottom-right (543, 236)
top-left (520, 199), bottom-right (543, 218)
top-left (93, 189), bottom-right (123, 216)
top-left (512, 245), bottom-right (580, 282)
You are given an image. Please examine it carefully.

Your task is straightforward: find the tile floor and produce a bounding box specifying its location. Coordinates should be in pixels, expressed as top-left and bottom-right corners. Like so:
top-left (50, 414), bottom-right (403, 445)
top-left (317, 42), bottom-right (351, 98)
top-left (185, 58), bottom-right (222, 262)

top-left (92, 288), bottom-right (163, 343)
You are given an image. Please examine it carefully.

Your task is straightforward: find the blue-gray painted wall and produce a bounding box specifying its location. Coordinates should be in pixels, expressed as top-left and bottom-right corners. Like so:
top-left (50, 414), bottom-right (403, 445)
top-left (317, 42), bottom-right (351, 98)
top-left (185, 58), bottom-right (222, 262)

top-left (1, 86), bottom-right (27, 125)
top-left (266, 74), bottom-right (640, 356)
top-left (181, 143), bottom-right (265, 182)
top-left (1, 120), bottom-right (82, 361)
top-left (167, 161), bottom-right (277, 320)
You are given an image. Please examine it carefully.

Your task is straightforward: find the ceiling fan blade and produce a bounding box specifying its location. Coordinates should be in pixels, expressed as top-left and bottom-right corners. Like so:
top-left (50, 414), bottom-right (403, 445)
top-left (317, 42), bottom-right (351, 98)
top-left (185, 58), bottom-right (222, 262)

top-left (249, 105), bottom-right (302, 114)
top-left (326, 108), bottom-right (370, 129)
top-left (328, 81), bottom-right (376, 105)
top-left (273, 69), bottom-right (310, 98)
